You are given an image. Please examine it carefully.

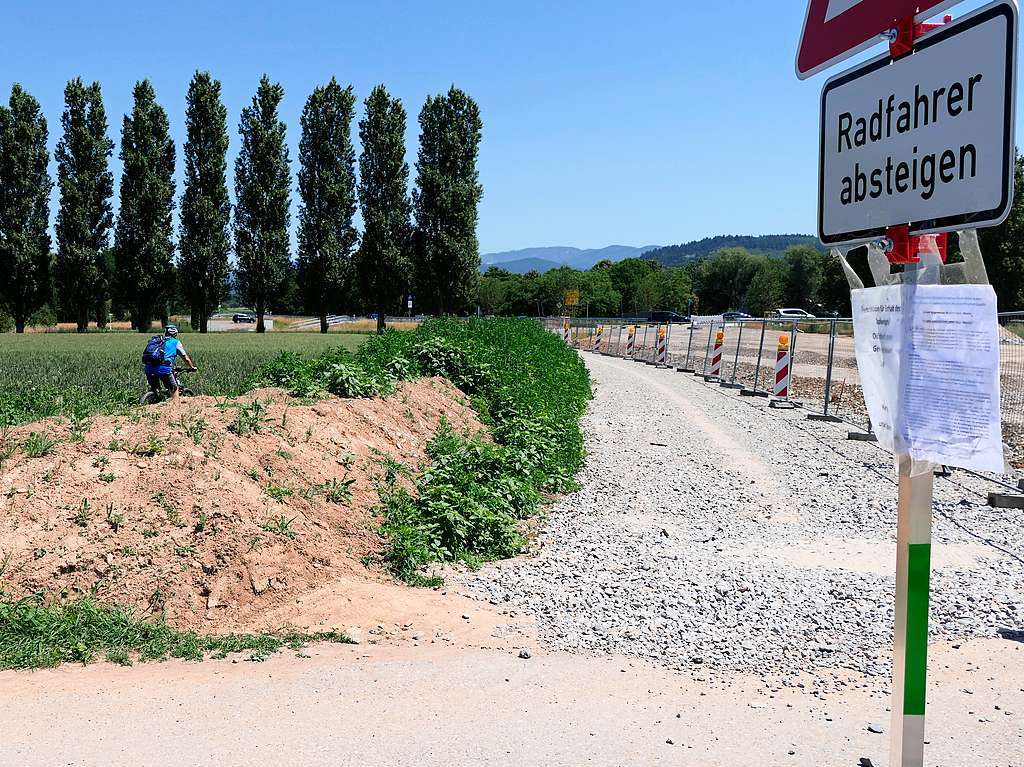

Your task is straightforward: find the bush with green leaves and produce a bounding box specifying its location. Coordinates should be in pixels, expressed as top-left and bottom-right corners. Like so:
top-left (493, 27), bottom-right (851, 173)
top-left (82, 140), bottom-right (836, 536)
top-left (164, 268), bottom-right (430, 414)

top-left (408, 318), bottom-right (590, 491)
top-left (379, 420), bottom-right (538, 578)
top-left (375, 318), bottom-right (590, 581)
top-left (356, 328), bottom-right (419, 381)
top-left (263, 345), bottom-right (388, 398)
top-left (271, 317), bottom-right (591, 583)
top-left (409, 336), bottom-right (494, 393)
top-left (257, 318), bottom-right (590, 581)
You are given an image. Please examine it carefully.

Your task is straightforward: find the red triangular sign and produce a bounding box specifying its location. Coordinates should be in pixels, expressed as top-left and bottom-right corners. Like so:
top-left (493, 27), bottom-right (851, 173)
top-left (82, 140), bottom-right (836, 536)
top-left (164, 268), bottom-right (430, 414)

top-left (796, 0), bottom-right (959, 79)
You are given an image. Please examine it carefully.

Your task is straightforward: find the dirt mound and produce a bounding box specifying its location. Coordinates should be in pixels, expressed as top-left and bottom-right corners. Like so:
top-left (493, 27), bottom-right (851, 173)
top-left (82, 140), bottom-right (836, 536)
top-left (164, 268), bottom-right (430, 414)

top-left (0, 378), bottom-right (481, 633)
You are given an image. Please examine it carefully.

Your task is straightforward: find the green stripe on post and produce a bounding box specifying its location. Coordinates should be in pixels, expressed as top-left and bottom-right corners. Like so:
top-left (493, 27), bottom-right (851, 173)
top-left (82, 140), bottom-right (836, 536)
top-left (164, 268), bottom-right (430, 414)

top-left (903, 543), bottom-right (932, 716)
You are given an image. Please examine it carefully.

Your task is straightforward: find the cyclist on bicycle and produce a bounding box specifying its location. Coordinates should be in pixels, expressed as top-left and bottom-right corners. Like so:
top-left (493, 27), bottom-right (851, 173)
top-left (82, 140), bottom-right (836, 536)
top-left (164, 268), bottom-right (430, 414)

top-left (143, 325), bottom-right (196, 402)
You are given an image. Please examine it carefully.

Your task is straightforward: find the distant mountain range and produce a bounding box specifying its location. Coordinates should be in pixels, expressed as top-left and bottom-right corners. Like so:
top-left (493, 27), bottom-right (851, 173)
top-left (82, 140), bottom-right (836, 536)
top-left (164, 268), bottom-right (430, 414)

top-left (480, 236), bottom-right (820, 274)
top-left (643, 235), bottom-right (821, 267)
top-left (480, 245), bottom-right (660, 274)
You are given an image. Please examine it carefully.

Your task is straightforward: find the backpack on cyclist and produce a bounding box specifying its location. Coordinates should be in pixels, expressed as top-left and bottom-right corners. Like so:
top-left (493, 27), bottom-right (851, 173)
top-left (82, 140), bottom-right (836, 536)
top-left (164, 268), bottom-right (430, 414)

top-left (142, 334), bottom-right (167, 366)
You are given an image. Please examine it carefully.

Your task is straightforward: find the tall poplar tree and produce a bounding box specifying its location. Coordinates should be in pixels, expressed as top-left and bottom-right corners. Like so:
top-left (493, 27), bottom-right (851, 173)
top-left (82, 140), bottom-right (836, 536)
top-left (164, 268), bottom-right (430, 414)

top-left (355, 85), bottom-right (411, 334)
top-left (412, 86), bottom-right (483, 315)
top-left (55, 78), bottom-right (114, 332)
top-left (234, 75), bottom-right (290, 333)
top-left (179, 71), bottom-right (231, 333)
top-left (0, 85), bottom-right (52, 333)
top-left (113, 80), bottom-right (176, 332)
top-left (297, 78), bottom-right (358, 333)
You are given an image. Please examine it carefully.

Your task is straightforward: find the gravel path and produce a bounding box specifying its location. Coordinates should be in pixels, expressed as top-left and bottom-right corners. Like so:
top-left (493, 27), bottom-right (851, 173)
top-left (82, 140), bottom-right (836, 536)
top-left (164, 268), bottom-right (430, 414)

top-left (464, 352), bottom-right (1024, 688)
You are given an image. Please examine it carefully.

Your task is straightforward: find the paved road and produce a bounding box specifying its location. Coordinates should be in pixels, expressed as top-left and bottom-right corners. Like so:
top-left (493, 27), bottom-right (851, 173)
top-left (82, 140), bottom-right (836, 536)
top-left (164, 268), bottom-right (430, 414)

top-left (206, 318), bottom-right (274, 332)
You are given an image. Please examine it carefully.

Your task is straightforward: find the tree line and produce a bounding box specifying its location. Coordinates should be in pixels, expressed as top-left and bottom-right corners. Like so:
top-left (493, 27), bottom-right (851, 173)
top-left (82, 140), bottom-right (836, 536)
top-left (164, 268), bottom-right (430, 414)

top-left (482, 149), bottom-right (1024, 319)
top-left (0, 74), bottom-right (483, 333)
top-left (479, 171), bottom-right (1024, 319)
top-left (477, 244), bottom-right (847, 318)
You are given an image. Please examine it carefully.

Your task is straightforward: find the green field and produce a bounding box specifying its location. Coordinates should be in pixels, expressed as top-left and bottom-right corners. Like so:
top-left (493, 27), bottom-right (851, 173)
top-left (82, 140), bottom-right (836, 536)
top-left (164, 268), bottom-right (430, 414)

top-left (0, 332), bottom-right (365, 426)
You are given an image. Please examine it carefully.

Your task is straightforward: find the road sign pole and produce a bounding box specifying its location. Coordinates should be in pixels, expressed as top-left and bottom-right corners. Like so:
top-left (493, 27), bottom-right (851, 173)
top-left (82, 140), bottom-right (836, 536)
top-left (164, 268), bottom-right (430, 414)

top-left (798, 5), bottom-right (1014, 765)
top-left (823, 319), bottom-right (836, 414)
top-left (891, 454), bottom-right (934, 767)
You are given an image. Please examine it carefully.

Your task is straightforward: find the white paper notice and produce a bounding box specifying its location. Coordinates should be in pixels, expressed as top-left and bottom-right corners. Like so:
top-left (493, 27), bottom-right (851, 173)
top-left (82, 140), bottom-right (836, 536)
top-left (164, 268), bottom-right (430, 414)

top-left (851, 284), bottom-right (1004, 472)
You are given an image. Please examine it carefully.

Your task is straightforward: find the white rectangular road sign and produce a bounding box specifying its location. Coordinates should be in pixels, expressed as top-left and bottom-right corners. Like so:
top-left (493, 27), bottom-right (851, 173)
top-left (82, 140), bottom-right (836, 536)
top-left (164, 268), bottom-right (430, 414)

top-left (819, 1), bottom-right (1018, 245)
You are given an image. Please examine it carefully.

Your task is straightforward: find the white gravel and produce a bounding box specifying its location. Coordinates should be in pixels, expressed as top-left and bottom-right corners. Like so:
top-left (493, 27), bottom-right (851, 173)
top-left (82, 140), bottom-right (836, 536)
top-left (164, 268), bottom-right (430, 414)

top-left (464, 352), bottom-right (1024, 687)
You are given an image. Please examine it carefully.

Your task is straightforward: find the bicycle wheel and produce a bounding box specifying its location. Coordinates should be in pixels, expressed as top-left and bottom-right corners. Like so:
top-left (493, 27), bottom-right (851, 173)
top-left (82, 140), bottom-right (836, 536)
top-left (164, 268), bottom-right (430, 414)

top-left (140, 391), bottom-right (158, 405)
top-left (180, 387), bottom-right (196, 398)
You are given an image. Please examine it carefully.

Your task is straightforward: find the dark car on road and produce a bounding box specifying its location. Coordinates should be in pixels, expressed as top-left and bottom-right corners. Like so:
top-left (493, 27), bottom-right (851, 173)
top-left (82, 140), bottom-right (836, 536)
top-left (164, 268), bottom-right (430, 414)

top-left (648, 310), bottom-right (686, 323)
top-left (232, 313), bottom-right (255, 323)
top-left (722, 310), bottom-right (752, 321)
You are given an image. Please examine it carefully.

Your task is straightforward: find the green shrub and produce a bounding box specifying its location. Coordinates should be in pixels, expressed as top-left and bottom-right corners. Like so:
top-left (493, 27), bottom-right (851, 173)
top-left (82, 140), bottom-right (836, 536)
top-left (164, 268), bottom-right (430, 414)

top-left (263, 346), bottom-right (388, 398)
top-left (373, 318), bottom-right (590, 581)
top-left (379, 419), bottom-right (537, 576)
top-left (357, 329), bottom-right (419, 381)
top-left (409, 336), bottom-right (494, 393)
top-left (259, 318), bottom-right (591, 582)
top-left (410, 318), bottom-right (591, 490)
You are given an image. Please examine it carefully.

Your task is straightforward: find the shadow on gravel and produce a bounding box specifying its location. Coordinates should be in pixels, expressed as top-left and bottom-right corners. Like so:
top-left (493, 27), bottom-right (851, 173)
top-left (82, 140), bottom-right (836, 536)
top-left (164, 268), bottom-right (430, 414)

top-left (934, 506), bottom-right (1024, 567)
top-left (997, 628), bottom-right (1024, 644)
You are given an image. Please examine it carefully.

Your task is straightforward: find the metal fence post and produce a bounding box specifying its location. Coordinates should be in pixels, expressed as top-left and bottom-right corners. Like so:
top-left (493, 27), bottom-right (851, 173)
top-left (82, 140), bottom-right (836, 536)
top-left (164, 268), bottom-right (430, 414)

top-left (808, 318), bottom-right (842, 422)
top-left (699, 323), bottom-right (715, 376)
top-left (646, 324), bottom-right (658, 364)
top-left (638, 323), bottom-right (650, 363)
top-left (681, 321), bottom-right (696, 372)
top-left (741, 319), bottom-right (769, 397)
top-left (722, 320), bottom-right (744, 389)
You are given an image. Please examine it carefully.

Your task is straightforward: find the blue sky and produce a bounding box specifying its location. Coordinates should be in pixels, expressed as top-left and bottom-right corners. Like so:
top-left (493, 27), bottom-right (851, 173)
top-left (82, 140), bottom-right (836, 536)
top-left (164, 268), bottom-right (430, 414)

top-left (0, 0), bottom-right (1015, 253)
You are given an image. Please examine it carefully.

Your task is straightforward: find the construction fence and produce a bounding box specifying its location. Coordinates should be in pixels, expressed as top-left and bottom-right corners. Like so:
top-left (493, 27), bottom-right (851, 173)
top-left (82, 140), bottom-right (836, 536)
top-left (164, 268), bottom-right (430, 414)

top-left (544, 313), bottom-right (1024, 470)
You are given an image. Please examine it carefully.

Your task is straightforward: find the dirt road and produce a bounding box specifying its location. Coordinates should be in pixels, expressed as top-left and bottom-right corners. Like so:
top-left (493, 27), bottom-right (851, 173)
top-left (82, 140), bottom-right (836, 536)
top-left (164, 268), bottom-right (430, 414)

top-left (1, 640), bottom-right (1020, 767)
top-left (2, 353), bottom-right (1022, 766)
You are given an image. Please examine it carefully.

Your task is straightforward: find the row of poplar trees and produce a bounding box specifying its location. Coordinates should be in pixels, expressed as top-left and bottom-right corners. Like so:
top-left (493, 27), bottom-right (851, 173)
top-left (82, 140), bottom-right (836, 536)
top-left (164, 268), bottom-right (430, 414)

top-left (0, 73), bottom-right (483, 333)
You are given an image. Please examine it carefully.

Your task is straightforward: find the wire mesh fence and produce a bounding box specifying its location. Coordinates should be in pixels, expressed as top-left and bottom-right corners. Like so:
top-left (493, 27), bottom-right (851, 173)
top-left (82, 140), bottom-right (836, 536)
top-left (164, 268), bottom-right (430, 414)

top-left (547, 312), bottom-right (1024, 467)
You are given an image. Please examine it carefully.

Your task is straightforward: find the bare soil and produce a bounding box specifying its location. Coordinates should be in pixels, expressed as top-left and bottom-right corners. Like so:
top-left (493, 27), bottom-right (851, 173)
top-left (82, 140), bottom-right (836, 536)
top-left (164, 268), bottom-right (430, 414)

top-left (0, 378), bottom-right (480, 633)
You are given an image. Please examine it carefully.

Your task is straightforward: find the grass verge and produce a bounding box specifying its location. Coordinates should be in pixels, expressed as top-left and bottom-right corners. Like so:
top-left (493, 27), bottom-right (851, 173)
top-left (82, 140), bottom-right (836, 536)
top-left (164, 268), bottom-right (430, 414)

top-left (0, 593), bottom-right (352, 670)
top-left (265, 317), bottom-right (592, 583)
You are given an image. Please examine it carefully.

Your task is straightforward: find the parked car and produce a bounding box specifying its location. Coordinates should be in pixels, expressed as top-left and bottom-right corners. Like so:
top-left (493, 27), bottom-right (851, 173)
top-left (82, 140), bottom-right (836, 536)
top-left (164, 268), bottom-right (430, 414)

top-left (232, 313), bottom-right (255, 323)
top-left (722, 310), bottom-right (752, 321)
top-left (648, 310), bottom-right (686, 323)
top-left (811, 303), bottom-right (840, 318)
top-left (769, 308), bottom-right (816, 320)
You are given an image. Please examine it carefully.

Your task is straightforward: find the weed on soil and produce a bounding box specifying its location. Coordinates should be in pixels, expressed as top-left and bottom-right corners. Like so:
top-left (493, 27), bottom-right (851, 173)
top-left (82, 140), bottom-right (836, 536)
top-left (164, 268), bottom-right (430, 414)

top-left (0, 593), bottom-right (351, 669)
